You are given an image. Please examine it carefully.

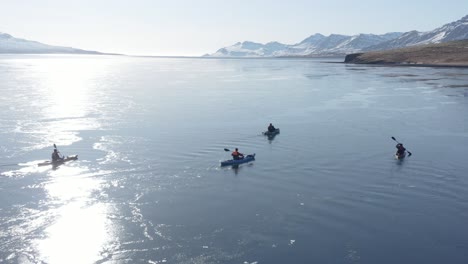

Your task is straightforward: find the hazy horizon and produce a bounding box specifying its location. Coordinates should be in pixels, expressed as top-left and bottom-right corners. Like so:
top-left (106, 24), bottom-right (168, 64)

top-left (1, 0), bottom-right (467, 56)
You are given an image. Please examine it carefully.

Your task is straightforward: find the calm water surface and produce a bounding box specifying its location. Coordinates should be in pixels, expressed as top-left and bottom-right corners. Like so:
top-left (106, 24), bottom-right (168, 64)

top-left (1, 55), bottom-right (468, 263)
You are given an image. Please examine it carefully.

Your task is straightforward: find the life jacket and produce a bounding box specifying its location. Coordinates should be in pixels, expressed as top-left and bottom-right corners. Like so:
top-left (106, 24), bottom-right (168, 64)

top-left (232, 151), bottom-right (240, 157)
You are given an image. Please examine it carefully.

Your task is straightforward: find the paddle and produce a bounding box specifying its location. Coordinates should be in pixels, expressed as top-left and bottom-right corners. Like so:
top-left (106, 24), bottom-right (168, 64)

top-left (0, 163), bottom-right (19, 167)
top-left (391, 137), bottom-right (412, 156)
top-left (223, 148), bottom-right (247, 159)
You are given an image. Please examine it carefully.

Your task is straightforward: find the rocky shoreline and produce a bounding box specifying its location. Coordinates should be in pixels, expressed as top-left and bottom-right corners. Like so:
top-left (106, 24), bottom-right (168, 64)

top-left (344, 39), bottom-right (468, 67)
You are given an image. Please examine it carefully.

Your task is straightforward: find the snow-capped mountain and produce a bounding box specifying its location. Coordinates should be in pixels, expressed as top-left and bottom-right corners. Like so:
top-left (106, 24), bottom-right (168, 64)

top-left (208, 33), bottom-right (403, 57)
top-left (0, 32), bottom-right (102, 54)
top-left (207, 15), bottom-right (468, 57)
top-left (366, 15), bottom-right (468, 51)
top-left (210, 41), bottom-right (288, 57)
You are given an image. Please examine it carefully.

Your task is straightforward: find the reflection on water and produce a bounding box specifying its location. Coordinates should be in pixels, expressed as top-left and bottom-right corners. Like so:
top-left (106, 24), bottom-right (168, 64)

top-left (19, 57), bottom-right (108, 120)
top-left (2, 56), bottom-right (114, 154)
top-left (36, 166), bottom-right (113, 264)
top-left (36, 202), bottom-right (110, 264)
top-left (267, 133), bottom-right (278, 143)
top-left (1, 156), bottom-right (114, 263)
top-left (2, 161), bottom-right (50, 177)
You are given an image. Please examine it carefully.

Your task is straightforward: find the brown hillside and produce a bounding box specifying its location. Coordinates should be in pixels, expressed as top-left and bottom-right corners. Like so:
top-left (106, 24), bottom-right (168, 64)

top-left (344, 40), bottom-right (468, 66)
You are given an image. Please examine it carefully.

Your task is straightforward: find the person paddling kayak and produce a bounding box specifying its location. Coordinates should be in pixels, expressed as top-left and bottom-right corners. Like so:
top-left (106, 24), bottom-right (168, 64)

top-left (391, 137), bottom-right (412, 159)
top-left (231, 148), bottom-right (244, 160)
top-left (395, 143), bottom-right (406, 157)
top-left (268, 123), bottom-right (276, 132)
top-left (51, 149), bottom-right (63, 162)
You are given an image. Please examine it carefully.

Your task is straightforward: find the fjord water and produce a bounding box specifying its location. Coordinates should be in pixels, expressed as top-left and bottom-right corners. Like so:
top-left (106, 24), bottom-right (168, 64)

top-left (1, 55), bottom-right (468, 264)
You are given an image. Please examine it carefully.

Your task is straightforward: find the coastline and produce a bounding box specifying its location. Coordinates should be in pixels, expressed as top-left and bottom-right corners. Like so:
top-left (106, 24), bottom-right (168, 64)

top-left (343, 39), bottom-right (468, 68)
top-left (341, 61), bottom-right (468, 69)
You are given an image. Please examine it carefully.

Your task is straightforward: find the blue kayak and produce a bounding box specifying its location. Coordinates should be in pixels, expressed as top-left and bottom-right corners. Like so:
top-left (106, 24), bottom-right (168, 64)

top-left (263, 128), bottom-right (280, 136)
top-left (221, 154), bottom-right (255, 166)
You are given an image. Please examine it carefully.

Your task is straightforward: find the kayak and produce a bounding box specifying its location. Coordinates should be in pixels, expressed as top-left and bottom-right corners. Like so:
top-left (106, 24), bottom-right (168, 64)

top-left (221, 154), bottom-right (255, 166)
top-left (395, 152), bottom-right (406, 160)
top-left (38, 155), bottom-right (78, 167)
top-left (263, 128), bottom-right (280, 136)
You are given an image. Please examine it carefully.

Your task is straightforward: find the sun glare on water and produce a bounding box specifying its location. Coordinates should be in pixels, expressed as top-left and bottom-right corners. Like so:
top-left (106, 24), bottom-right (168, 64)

top-left (12, 56), bottom-right (116, 150)
top-left (33, 57), bottom-right (103, 119)
top-left (35, 166), bottom-right (115, 264)
top-left (4, 56), bottom-right (121, 262)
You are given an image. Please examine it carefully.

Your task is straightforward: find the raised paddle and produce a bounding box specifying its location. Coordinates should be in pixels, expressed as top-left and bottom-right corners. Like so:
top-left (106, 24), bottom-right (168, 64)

top-left (391, 137), bottom-right (412, 156)
top-left (224, 148), bottom-right (230, 152)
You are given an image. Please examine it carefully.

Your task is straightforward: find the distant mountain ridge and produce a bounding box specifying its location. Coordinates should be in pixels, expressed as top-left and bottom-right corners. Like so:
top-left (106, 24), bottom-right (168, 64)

top-left (207, 33), bottom-right (403, 57)
top-left (207, 15), bottom-right (468, 57)
top-left (0, 32), bottom-right (105, 54)
top-left (364, 15), bottom-right (468, 51)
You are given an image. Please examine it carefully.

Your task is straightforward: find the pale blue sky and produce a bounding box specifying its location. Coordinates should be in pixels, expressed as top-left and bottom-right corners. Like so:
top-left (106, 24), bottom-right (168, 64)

top-left (1, 0), bottom-right (467, 56)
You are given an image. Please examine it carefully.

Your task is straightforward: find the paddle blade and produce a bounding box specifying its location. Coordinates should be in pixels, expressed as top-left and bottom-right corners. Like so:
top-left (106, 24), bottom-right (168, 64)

top-left (224, 148), bottom-right (230, 152)
top-left (391, 137), bottom-right (396, 141)
top-left (408, 151), bottom-right (412, 157)
top-left (53, 144), bottom-right (57, 149)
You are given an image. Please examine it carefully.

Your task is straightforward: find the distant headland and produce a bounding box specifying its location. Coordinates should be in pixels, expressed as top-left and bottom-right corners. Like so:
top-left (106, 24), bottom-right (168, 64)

top-left (344, 39), bottom-right (468, 67)
top-left (0, 32), bottom-right (118, 55)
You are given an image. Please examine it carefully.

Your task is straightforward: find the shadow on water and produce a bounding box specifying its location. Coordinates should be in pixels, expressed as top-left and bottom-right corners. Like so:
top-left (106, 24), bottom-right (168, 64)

top-left (231, 165), bottom-right (240, 175)
top-left (51, 162), bottom-right (67, 171)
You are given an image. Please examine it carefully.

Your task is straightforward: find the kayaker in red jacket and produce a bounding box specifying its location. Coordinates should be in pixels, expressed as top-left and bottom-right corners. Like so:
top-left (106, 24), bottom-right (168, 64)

top-left (231, 148), bottom-right (244, 160)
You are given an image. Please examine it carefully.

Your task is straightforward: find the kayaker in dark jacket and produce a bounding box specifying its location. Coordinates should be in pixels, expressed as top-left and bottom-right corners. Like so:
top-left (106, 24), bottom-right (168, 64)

top-left (231, 148), bottom-right (244, 160)
top-left (51, 149), bottom-right (63, 162)
top-left (396, 143), bottom-right (406, 156)
top-left (268, 123), bottom-right (276, 132)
